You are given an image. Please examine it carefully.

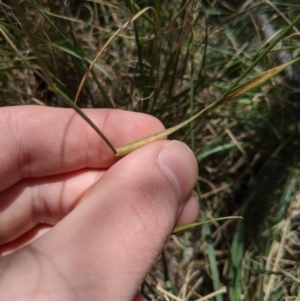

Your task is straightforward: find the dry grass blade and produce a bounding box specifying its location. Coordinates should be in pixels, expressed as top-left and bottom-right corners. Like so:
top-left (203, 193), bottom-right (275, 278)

top-left (224, 56), bottom-right (300, 101)
top-left (74, 6), bottom-right (158, 104)
top-left (115, 57), bottom-right (300, 156)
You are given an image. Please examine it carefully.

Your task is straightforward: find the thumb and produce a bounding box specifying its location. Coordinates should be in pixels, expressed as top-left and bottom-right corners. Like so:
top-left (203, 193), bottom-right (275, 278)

top-left (0, 141), bottom-right (198, 301)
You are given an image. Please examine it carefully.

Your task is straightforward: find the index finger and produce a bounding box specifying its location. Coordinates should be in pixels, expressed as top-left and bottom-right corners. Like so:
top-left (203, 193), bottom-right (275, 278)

top-left (1, 106), bottom-right (164, 191)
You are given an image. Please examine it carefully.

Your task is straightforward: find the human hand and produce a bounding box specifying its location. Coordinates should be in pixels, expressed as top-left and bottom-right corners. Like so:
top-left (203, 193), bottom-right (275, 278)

top-left (0, 106), bottom-right (198, 301)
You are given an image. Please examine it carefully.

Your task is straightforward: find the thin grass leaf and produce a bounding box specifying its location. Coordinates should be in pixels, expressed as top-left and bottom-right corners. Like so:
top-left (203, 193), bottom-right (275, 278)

top-left (196, 143), bottom-right (244, 161)
top-left (31, 39), bottom-right (113, 80)
top-left (74, 7), bottom-right (158, 104)
top-left (222, 13), bottom-right (300, 99)
top-left (116, 57), bottom-right (300, 156)
top-left (197, 182), bottom-right (223, 301)
top-left (173, 216), bottom-right (242, 234)
top-left (54, 87), bottom-right (117, 153)
top-left (224, 56), bottom-right (300, 101)
top-left (11, 1), bottom-right (54, 90)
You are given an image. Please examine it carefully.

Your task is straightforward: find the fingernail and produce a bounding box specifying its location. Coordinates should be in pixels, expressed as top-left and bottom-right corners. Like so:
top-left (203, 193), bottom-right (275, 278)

top-left (157, 141), bottom-right (197, 199)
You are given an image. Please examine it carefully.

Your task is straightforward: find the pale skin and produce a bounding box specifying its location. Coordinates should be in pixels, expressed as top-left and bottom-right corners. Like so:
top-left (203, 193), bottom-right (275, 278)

top-left (0, 106), bottom-right (199, 301)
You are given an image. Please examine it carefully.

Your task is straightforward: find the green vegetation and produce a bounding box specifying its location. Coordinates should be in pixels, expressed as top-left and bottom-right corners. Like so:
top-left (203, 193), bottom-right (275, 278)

top-left (1, 0), bottom-right (300, 300)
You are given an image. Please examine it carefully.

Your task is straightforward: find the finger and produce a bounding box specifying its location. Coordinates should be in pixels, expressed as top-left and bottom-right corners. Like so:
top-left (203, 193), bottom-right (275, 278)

top-left (0, 141), bottom-right (198, 300)
top-left (1, 106), bottom-right (164, 191)
top-left (0, 169), bottom-right (103, 244)
top-left (175, 193), bottom-right (199, 227)
top-left (0, 191), bottom-right (198, 253)
top-left (0, 184), bottom-right (198, 253)
top-left (0, 224), bottom-right (51, 256)
top-left (0, 192), bottom-right (199, 254)
top-left (132, 292), bottom-right (147, 301)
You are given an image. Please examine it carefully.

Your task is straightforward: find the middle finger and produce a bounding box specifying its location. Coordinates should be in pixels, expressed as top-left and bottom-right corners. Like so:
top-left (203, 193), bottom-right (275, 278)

top-left (0, 169), bottom-right (103, 244)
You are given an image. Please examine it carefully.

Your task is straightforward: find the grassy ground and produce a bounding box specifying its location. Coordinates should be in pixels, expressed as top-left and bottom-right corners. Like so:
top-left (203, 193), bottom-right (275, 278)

top-left (1, 0), bottom-right (300, 300)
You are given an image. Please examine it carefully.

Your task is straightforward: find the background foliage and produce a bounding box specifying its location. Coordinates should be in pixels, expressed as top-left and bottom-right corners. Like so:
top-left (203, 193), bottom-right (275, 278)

top-left (1, 0), bottom-right (300, 300)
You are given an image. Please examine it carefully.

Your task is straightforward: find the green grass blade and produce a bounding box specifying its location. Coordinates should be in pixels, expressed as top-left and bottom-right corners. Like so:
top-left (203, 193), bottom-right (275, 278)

top-left (173, 217), bottom-right (242, 234)
top-left (197, 183), bottom-right (223, 301)
top-left (54, 88), bottom-right (117, 154)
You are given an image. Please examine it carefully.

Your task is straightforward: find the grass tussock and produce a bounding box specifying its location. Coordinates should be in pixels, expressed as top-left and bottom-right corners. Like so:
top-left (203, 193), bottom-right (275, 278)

top-left (1, 0), bottom-right (300, 300)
